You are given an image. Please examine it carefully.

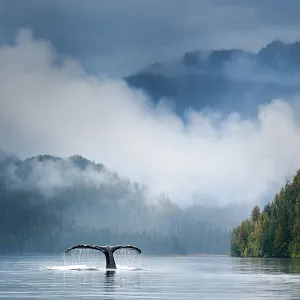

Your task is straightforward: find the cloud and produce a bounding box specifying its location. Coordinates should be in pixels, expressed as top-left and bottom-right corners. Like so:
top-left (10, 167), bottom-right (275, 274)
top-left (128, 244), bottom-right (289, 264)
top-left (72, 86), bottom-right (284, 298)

top-left (1, 29), bottom-right (300, 207)
top-left (1, 0), bottom-right (300, 76)
top-left (4, 156), bottom-right (112, 198)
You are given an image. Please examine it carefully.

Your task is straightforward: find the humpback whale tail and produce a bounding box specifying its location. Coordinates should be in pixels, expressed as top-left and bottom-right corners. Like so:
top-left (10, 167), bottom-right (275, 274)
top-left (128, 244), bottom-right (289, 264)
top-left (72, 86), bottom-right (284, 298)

top-left (64, 244), bottom-right (142, 269)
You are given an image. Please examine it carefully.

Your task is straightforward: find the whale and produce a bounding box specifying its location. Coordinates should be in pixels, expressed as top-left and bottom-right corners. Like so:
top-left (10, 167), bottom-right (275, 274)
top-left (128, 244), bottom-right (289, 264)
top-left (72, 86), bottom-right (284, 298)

top-left (64, 244), bottom-right (142, 269)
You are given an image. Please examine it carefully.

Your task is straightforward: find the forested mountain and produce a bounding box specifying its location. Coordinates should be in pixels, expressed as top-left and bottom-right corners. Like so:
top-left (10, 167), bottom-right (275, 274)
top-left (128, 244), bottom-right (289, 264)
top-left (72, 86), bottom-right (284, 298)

top-left (231, 169), bottom-right (300, 258)
top-left (0, 150), bottom-right (231, 255)
top-left (125, 40), bottom-right (300, 115)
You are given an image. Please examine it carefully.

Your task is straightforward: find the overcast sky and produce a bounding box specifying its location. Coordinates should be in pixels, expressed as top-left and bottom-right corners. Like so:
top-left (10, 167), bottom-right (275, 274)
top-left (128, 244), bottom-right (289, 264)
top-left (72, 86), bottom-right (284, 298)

top-left (1, 0), bottom-right (300, 76)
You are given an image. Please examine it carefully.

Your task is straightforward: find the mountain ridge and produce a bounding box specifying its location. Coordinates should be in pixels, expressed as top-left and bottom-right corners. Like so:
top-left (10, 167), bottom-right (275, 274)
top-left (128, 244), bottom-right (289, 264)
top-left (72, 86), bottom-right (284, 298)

top-left (125, 39), bottom-right (300, 115)
top-left (0, 150), bottom-right (235, 254)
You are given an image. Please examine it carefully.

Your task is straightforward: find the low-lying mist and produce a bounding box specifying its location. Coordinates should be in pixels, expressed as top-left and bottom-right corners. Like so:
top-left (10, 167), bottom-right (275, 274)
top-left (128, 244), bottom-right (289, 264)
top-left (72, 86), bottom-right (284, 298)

top-left (0, 153), bottom-right (231, 254)
top-left (1, 29), bottom-right (300, 209)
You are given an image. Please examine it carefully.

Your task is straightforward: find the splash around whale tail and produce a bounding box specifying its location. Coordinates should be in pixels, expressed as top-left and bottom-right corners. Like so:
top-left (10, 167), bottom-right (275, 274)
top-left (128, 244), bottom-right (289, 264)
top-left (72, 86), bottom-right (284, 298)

top-left (63, 244), bottom-right (142, 269)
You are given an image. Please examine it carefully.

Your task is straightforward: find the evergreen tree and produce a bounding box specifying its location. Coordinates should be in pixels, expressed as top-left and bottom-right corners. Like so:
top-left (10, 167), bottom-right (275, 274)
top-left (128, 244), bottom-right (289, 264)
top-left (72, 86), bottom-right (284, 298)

top-left (231, 169), bottom-right (300, 258)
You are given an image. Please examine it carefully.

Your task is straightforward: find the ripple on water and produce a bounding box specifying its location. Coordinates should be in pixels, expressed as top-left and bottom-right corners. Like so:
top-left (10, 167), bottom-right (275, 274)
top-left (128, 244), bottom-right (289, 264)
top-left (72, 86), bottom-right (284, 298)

top-left (1, 255), bottom-right (300, 299)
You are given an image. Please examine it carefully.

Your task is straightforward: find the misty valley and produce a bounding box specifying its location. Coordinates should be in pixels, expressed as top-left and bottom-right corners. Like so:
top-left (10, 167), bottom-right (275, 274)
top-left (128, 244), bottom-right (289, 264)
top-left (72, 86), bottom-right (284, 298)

top-left (0, 151), bottom-right (231, 255)
top-left (2, 149), bottom-right (300, 259)
top-left (2, 147), bottom-right (300, 259)
top-left (2, 151), bottom-right (300, 299)
top-left (3, 1), bottom-right (300, 299)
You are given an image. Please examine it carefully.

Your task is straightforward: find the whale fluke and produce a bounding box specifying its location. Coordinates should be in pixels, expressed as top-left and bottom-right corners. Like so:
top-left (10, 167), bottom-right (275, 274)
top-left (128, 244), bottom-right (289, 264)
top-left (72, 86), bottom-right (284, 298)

top-left (64, 244), bottom-right (142, 269)
top-left (111, 245), bottom-right (142, 254)
top-left (64, 244), bottom-right (106, 254)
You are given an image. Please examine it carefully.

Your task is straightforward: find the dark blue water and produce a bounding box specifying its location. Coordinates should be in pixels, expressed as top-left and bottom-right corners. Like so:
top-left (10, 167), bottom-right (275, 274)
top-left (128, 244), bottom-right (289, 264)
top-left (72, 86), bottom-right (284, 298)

top-left (1, 254), bottom-right (300, 299)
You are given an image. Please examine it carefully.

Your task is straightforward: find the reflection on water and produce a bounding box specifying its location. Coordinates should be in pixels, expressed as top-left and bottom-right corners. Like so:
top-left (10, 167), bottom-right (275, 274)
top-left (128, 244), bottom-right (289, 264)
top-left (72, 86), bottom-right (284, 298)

top-left (232, 257), bottom-right (300, 275)
top-left (106, 270), bottom-right (116, 277)
top-left (1, 254), bottom-right (300, 299)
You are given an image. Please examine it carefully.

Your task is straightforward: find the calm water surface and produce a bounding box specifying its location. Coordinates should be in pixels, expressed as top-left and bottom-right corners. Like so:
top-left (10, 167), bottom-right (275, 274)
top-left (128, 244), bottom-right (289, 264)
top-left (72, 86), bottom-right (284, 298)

top-left (1, 253), bottom-right (300, 299)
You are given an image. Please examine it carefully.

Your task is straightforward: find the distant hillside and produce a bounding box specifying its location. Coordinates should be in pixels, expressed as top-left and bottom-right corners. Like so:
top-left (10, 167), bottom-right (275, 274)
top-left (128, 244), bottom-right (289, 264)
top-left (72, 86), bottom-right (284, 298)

top-left (125, 40), bottom-right (300, 115)
top-left (0, 150), bottom-right (233, 255)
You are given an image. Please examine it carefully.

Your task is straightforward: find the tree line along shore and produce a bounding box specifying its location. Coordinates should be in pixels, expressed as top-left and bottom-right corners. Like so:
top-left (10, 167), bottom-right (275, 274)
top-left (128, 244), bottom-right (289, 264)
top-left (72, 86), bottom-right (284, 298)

top-left (231, 170), bottom-right (300, 258)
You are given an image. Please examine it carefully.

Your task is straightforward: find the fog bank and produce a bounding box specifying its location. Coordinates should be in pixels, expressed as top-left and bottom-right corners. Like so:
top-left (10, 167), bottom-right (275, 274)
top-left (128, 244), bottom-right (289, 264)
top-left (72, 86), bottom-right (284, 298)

top-left (1, 29), bottom-right (300, 206)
